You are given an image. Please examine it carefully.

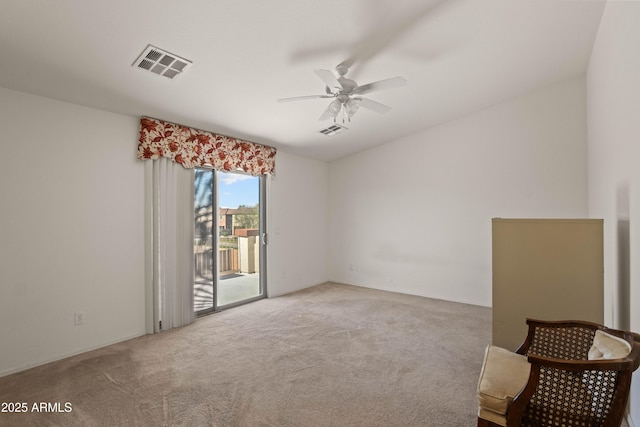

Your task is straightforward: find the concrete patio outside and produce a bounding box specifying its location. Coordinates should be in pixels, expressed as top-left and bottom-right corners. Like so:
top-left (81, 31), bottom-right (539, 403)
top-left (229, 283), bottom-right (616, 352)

top-left (194, 272), bottom-right (261, 311)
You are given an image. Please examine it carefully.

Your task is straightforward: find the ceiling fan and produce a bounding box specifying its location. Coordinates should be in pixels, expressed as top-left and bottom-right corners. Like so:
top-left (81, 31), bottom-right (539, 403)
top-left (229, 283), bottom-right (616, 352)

top-left (277, 64), bottom-right (407, 123)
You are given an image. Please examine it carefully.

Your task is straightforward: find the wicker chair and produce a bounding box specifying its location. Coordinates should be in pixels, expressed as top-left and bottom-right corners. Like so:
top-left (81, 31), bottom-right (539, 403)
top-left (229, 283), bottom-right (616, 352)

top-left (477, 319), bottom-right (640, 427)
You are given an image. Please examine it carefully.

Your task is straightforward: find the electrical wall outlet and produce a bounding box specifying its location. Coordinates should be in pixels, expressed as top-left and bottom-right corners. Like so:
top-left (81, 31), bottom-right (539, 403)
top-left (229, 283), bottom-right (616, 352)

top-left (74, 312), bottom-right (84, 326)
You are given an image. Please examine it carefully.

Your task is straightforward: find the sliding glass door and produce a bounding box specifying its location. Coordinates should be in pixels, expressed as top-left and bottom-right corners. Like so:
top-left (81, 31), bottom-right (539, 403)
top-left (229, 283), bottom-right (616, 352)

top-left (194, 168), bottom-right (266, 315)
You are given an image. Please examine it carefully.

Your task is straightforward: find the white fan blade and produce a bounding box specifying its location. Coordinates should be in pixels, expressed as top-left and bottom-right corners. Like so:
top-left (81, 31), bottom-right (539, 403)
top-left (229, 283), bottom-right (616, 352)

top-left (354, 97), bottom-right (392, 114)
top-left (351, 76), bottom-right (407, 95)
top-left (314, 69), bottom-right (343, 91)
top-left (278, 95), bottom-right (333, 102)
top-left (319, 103), bottom-right (336, 121)
top-left (338, 0), bottom-right (450, 70)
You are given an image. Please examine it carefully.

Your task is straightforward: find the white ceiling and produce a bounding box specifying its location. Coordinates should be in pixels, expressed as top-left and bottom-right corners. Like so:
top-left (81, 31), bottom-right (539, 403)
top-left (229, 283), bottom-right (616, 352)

top-left (0, 0), bottom-right (607, 161)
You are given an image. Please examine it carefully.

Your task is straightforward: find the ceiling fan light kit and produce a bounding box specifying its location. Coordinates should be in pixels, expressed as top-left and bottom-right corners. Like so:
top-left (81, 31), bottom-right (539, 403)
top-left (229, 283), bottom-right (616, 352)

top-left (278, 65), bottom-right (406, 124)
top-left (322, 95), bottom-right (360, 123)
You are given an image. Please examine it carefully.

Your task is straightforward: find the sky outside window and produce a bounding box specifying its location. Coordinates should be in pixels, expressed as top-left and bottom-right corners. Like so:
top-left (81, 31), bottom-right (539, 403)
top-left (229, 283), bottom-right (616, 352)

top-left (218, 171), bottom-right (258, 209)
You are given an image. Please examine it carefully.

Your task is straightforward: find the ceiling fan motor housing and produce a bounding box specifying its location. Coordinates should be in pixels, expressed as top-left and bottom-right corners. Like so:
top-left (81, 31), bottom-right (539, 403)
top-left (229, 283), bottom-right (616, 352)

top-left (337, 77), bottom-right (358, 93)
top-left (335, 65), bottom-right (349, 76)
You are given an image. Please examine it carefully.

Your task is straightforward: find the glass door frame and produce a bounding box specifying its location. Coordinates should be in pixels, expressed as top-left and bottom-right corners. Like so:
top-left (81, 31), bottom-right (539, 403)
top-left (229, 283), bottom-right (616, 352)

top-left (194, 168), bottom-right (267, 316)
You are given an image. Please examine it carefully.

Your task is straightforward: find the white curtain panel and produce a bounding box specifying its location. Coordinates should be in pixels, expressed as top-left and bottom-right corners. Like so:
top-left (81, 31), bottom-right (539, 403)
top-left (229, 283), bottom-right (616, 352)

top-left (147, 158), bottom-right (195, 332)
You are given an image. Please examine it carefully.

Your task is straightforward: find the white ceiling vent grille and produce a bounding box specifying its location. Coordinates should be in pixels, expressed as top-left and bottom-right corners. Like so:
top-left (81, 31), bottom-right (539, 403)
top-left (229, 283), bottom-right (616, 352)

top-left (319, 124), bottom-right (348, 136)
top-left (133, 45), bottom-right (192, 80)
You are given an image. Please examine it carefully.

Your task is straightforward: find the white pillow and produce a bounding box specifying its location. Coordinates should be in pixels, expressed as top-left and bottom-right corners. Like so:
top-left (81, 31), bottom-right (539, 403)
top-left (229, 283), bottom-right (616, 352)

top-left (588, 330), bottom-right (632, 360)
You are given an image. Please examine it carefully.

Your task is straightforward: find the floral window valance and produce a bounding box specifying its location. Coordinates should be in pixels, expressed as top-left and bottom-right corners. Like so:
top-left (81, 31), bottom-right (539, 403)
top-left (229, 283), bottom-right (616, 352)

top-left (137, 117), bottom-right (276, 175)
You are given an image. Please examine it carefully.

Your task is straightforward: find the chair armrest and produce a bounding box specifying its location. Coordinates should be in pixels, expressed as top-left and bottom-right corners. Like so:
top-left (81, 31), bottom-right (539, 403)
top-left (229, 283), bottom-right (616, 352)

top-left (506, 353), bottom-right (635, 427)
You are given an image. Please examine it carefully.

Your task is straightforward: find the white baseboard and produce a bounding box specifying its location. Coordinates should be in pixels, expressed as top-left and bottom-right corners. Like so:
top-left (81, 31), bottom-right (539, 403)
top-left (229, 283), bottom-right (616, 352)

top-left (0, 332), bottom-right (146, 378)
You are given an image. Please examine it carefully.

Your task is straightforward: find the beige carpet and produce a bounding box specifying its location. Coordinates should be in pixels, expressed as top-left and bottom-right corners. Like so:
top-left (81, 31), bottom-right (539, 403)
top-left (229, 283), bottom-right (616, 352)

top-left (0, 282), bottom-right (491, 426)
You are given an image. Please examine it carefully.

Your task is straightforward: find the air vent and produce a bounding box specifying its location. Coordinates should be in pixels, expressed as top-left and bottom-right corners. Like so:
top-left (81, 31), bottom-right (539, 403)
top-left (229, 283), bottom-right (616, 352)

top-left (320, 124), bottom-right (348, 136)
top-left (132, 45), bottom-right (192, 80)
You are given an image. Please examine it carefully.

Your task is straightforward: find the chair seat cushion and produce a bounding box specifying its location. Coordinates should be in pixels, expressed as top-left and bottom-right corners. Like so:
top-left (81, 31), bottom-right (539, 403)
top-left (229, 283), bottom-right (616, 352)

top-left (477, 345), bottom-right (531, 416)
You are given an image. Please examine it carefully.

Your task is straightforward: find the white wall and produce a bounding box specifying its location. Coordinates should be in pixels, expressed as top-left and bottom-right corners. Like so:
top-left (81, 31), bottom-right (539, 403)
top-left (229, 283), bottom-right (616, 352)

top-left (329, 77), bottom-right (589, 307)
top-left (0, 87), bottom-right (146, 376)
top-left (0, 88), bottom-right (330, 376)
top-left (587, 2), bottom-right (640, 424)
top-left (267, 151), bottom-right (330, 297)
